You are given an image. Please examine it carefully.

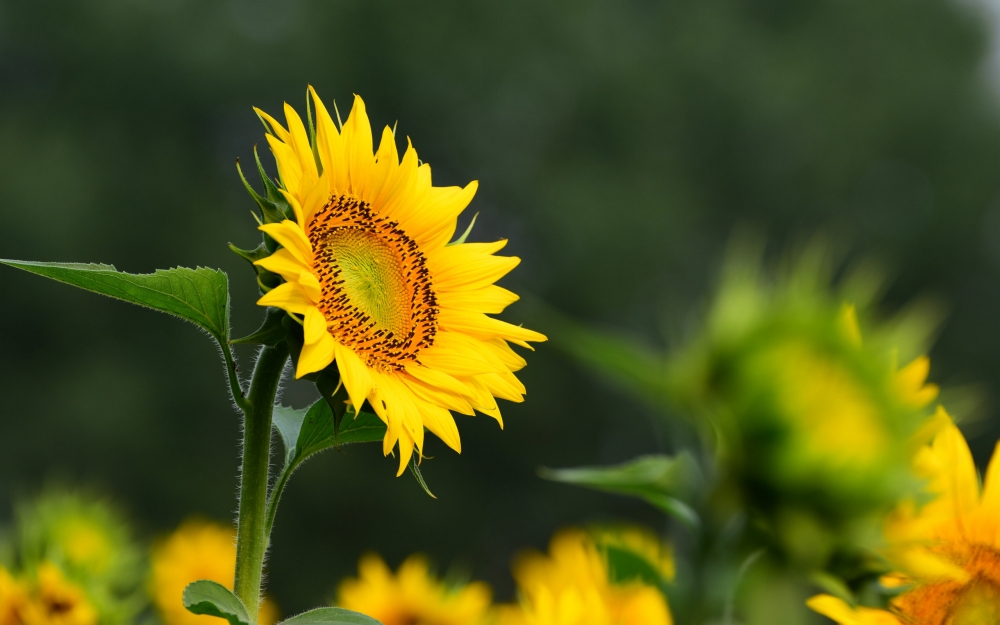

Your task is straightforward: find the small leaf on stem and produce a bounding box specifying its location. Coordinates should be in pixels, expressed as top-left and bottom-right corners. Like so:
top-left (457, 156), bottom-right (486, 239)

top-left (183, 581), bottom-right (250, 625)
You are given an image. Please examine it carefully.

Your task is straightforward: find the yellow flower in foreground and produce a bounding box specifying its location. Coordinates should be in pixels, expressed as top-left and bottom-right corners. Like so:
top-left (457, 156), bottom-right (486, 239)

top-left (497, 530), bottom-right (672, 625)
top-left (336, 554), bottom-right (491, 625)
top-left (809, 413), bottom-right (1000, 624)
top-left (150, 520), bottom-right (277, 625)
top-left (20, 563), bottom-right (97, 625)
top-left (252, 88), bottom-right (546, 474)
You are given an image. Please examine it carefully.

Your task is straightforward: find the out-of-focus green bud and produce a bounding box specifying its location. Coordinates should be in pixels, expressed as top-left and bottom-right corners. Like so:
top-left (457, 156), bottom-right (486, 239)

top-left (669, 246), bottom-right (939, 566)
top-left (16, 489), bottom-right (145, 625)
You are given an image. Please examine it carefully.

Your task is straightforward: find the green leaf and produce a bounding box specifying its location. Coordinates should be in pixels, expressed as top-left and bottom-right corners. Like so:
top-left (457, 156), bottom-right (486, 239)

top-left (280, 607), bottom-right (382, 625)
top-left (182, 581), bottom-right (250, 625)
top-left (0, 261), bottom-right (230, 347)
top-left (265, 400), bottom-right (387, 536)
top-left (272, 404), bottom-right (307, 467)
top-left (336, 408), bottom-right (389, 445)
top-left (540, 454), bottom-right (702, 528)
top-left (409, 457), bottom-right (436, 499)
top-left (271, 399), bottom-right (386, 476)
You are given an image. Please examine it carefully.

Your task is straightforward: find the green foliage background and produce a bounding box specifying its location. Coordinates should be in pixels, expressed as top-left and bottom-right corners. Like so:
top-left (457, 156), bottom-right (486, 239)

top-left (2, 0), bottom-right (1000, 616)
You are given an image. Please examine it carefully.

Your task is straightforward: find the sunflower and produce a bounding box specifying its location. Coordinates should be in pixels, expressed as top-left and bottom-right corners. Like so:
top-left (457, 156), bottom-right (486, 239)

top-left (150, 520), bottom-right (277, 625)
top-left (20, 563), bottom-right (97, 625)
top-left (336, 553), bottom-right (491, 625)
top-left (250, 88), bottom-right (546, 475)
top-left (496, 529), bottom-right (673, 625)
top-left (808, 414), bottom-right (1000, 625)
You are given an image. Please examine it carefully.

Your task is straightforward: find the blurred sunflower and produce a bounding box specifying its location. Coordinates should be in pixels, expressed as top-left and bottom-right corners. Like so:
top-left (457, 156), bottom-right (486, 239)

top-left (250, 87), bottom-right (546, 475)
top-left (336, 553), bottom-right (491, 625)
top-left (497, 529), bottom-right (672, 625)
top-left (19, 563), bottom-right (97, 625)
top-left (17, 491), bottom-right (139, 588)
top-left (668, 249), bottom-right (940, 564)
top-left (808, 414), bottom-right (1000, 624)
top-left (150, 520), bottom-right (277, 625)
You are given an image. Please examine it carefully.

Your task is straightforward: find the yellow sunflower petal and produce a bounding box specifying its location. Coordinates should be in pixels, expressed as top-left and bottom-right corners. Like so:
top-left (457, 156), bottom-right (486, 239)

top-left (915, 419), bottom-right (980, 531)
top-left (257, 282), bottom-right (312, 314)
top-left (439, 309), bottom-right (547, 348)
top-left (477, 371), bottom-right (527, 403)
top-left (308, 86), bottom-right (349, 193)
top-left (296, 332), bottom-right (337, 378)
top-left (977, 439), bottom-right (1000, 546)
top-left (253, 107), bottom-right (292, 144)
top-left (403, 362), bottom-right (474, 399)
top-left (405, 181), bottom-right (479, 249)
top-left (265, 133), bottom-right (302, 195)
top-left (335, 341), bottom-right (374, 416)
top-left (253, 248), bottom-right (310, 282)
top-left (403, 376), bottom-right (476, 416)
top-left (364, 126), bottom-right (398, 203)
top-left (484, 338), bottom-right (528, 372)
top-left (342, 95), bottom-right (373, 196)
top-left (417, 332), bottom-right (506, 376)
top-left (378, 139), bottom-right (420, 220)
top-left (415, 398), bottom-right (462, 453)
top-left (258, 220), bottom-right (313, 265)
top-left (437, 285), bottom-right (520, 314)
top-left (283, 102), bottom-right (318, 182)
top-left (806, 594), bottom-right (902, 625)
top-left (278, 188), bottom-right (305, 226)
top-left (428, 241), bottom-right (520, 292)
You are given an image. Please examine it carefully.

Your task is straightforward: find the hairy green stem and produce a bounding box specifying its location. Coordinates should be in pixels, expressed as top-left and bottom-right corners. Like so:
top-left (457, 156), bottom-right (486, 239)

top-left (233, 343), bottom-right (288, 622)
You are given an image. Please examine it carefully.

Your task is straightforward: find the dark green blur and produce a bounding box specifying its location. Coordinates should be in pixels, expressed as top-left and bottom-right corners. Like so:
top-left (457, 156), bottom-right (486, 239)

top-left (1, 0), bottom-right (999, 620)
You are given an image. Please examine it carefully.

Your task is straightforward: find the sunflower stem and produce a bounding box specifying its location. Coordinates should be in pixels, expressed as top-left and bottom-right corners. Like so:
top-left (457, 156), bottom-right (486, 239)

top-left (234, 343), bottom-right (288, 623)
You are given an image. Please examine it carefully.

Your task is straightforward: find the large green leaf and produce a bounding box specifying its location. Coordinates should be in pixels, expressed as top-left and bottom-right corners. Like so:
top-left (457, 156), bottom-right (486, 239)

top-left (280, 607), bottom-right (382, 625)
top-left (273, 399), bottom-right (388, 474)
top-left (540, 454), bottom-right (702, 527)
top-left (182, 581), bottom-right (250, 625)
top-left (266, 399), bottom-right (389, 535)
top-left (0, 261), bottom-right (230, 346)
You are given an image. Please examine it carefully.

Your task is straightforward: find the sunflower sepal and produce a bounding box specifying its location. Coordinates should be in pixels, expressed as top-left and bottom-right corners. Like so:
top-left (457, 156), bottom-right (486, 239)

top-left (409, 457), bottom-right (436, 499)
top-left (182, 580), bottom-right (251, 625)
top-left (316, 367), bottom-right (349, 438)
top-left (227, 242), bottom-right (282, 293)
top-left (235, 148), bottom-right (295, 226)
top-left (231, 308), bottom-right (288, 347)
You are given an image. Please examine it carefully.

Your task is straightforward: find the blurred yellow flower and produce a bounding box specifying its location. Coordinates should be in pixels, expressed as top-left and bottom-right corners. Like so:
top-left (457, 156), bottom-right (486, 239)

top-left (251, 88), bottom-right (546, 475)
top-left (0, 567), bottom-right (27, 625)
top-left (150, 520), bottom-right (277, 625)
top-left (497, 530), bottom-right (672, 625)
top-left (17, 490), bottom-right (139, 587)
top-left (19, 563), bottom-right (97, 625)
top-left (336, 553), bottom-right (491, 625)
top-left (809, 413), bottom-right (1000, 624)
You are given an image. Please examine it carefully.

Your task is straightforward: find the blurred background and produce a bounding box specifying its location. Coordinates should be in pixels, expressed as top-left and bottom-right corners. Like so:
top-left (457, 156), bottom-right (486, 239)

top-left (2, 0), bottom-right (1000, 615)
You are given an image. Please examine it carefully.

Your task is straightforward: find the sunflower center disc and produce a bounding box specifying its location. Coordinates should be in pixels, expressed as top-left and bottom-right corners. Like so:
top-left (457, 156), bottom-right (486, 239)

top-left (308, 194), bottom-right (438, 371)
top-left (324, 228), bottom-right (411, 338)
